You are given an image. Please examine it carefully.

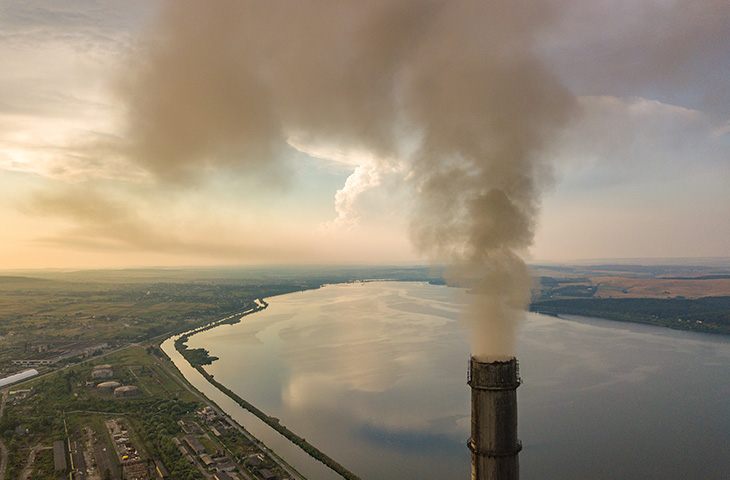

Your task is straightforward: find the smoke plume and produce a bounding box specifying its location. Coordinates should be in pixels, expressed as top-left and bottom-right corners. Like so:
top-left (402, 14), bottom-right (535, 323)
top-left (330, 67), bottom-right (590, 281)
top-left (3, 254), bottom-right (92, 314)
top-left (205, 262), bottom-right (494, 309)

top-left (120, 0), bottom-right (576, 360)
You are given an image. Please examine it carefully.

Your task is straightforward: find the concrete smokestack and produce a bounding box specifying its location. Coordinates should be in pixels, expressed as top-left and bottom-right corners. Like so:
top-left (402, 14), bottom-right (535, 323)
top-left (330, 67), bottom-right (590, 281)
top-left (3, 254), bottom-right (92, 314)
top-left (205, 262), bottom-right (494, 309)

top-left (468, 356), bottom-right (521, 480)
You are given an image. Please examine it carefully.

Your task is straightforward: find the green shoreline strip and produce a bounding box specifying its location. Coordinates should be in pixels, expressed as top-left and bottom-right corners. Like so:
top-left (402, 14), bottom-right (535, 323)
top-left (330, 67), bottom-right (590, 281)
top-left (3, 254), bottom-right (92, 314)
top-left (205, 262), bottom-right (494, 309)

top-left (530, 296), bottom-right (730, 335)
top-left (175, 301), bottom-right (361, 480)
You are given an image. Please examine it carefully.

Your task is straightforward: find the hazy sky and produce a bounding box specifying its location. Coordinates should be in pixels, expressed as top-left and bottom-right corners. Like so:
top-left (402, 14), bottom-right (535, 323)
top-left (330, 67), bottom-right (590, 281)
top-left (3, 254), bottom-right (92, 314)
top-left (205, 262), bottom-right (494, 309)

top-left (1, 0), bottom-right (728, 269)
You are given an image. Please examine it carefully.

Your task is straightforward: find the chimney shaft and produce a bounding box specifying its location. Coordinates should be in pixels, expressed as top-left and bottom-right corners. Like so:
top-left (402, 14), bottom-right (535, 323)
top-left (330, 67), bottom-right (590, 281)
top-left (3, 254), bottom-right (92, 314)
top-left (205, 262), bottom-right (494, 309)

top-left (468, 356), bottom-right (521, 480)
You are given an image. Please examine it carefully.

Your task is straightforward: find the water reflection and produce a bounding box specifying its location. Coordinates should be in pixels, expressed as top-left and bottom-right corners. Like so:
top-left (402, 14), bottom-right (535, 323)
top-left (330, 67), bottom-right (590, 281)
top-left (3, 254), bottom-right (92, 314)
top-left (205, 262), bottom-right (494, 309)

top-left (189, 282), bottom-right (471, 479)
top-left (183, 282), bottom-right (730, 480)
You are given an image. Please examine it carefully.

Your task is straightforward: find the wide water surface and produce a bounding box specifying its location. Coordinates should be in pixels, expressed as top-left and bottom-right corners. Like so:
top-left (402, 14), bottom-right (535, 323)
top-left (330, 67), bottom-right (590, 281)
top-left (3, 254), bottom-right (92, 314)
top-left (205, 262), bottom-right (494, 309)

top-left (166, 281), bottom-right (730, 479)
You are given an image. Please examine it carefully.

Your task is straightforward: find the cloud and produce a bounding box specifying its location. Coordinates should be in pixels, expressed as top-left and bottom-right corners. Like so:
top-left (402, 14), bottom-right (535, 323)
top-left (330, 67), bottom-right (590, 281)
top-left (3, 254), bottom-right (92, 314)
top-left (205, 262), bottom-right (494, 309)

top-left (549, 95), bottom-right (730, 189)
top-left (2, 0), bottom-right (728, 277)
top-left (0, 133), bottom-right (148, 184)
top-left (24, 186), bottom-right (307, 261)
top-left (0, 2), bottom-right (156, 184)
top-left (541, 0), bottom-right (730, 113)
top-left (534, 93), bottom-right (730, 261)
top-left (0, 1), bottom-right (155, 37)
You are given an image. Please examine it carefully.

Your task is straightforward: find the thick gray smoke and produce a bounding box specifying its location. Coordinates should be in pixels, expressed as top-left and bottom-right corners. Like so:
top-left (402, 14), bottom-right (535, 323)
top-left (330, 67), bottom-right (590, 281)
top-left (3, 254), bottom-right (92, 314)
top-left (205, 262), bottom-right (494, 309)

top-left (120, 0), bottom-right (575, 360)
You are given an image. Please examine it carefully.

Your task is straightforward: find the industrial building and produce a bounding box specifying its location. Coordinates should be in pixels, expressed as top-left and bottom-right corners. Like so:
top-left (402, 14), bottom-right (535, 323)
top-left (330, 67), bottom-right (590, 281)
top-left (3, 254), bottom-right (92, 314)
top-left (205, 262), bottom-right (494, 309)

top-left (184, 435), bottom-right (206, 455)
top-left (11, 358), bottom-right (56, 367)
top-left (258, 469), bottom-right (277, 480)
top-left (53, 440), bottom-right (67, 472)
top-left (200, 453), bottom-right (215, 468)
top-left (246, 453), bottom-right (263, 467)
top-left (7, 388), bottom-right (33, 401)
top-left (91, 368), bottom-right (114, 379)
top-left (0, 369), bottom-right (38, 388)
top-left (13, 343), bottom-right (109, 367)
top-left (97, 381), bottom-right (122, 392)
top-left (114, 385), bottom-right (140, 397)
top-left (154, 459), bottom-right (170, 478)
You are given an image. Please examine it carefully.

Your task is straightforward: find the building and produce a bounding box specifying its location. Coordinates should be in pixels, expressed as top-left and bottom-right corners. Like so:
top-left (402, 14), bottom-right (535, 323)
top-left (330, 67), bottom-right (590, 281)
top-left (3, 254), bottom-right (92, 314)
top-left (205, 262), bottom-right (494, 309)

top-left (202, 406), bottom-right (215, 416)
top-left (246, 453), bottom-right (264, 467)
top-left (259, 469), bottom-right (277, 480)
top-left (13, 343), bottom-right (109, 368)
top-left (91, 368), bottom-right (113, 379)
top-left (113, 385), bottom-right (140, 397)
top-left (80, 343), bottom-right (109, 356)
top-left (200, 453), bottom-right (215, 468)
top-left (25, 342), bottom-right (51, 353)
top-left (53, 440), bottom-right (67, 472)
top-left (154, 459), bottom-right (169, 478)
top-left (12, 358), bottom-right (56, 367)
top-left (184, 435), bottom-right (205, 455)
top-left (215, 455), bottom-right (236, 472)
top-left (7, 388), bottom-right (33, 401)
top-left (97, 381), bottom-right (122, 392)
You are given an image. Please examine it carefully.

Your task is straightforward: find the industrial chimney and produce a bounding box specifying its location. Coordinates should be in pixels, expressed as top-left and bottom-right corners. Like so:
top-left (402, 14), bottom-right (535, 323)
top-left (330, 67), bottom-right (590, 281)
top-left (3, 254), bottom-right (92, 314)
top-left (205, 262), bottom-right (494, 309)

top-left (468, 356), bottom-right (522, 480)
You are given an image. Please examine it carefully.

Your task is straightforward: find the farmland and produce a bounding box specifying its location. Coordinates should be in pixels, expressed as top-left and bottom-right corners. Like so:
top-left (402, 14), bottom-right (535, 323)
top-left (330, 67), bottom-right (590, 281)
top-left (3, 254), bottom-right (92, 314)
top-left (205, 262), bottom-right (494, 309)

top-left (532, 263), bottom-right (730, 334)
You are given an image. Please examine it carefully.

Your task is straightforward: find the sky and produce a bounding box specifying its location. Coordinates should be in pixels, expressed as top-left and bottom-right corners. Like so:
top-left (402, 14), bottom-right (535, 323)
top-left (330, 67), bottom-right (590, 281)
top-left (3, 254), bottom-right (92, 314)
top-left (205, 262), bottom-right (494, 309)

top-left (1, 0), bottom-right (729, 270)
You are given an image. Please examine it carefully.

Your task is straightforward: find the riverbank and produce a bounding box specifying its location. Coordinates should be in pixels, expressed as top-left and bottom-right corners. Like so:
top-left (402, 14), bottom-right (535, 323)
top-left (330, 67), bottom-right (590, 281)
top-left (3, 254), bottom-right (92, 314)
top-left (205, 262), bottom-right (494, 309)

top-left (173, 298), bottom-right (361, 480)
top-left (530, 296), bottom-right (730, 335)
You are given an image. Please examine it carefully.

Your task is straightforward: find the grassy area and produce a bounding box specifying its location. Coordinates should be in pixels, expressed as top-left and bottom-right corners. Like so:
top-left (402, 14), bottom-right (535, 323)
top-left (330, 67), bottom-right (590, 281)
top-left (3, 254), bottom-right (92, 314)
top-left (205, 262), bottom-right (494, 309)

top-left (0, 278), bottom-right (258, 364)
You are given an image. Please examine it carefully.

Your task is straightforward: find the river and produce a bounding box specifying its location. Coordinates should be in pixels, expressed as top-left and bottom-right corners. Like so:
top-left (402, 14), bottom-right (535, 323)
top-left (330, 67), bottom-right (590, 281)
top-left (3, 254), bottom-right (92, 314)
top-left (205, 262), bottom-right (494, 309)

top-left (162, 281), bottom-right (730, 480)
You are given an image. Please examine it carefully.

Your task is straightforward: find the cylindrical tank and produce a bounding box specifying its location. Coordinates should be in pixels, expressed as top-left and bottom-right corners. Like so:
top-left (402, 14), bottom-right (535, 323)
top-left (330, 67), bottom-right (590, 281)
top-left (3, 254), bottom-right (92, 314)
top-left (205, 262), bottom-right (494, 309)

top-left (468, 356), bottom-right (521, 480)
